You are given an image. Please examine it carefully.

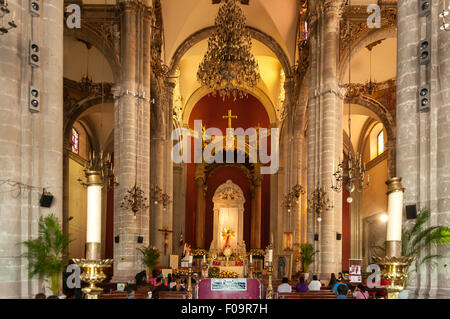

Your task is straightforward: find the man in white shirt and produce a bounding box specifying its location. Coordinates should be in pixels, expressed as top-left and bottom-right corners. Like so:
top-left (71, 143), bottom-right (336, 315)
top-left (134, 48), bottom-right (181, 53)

top-left (277, 277), bottom-right (292, 293)
top-left (308, 275), bottom-right (322, 291)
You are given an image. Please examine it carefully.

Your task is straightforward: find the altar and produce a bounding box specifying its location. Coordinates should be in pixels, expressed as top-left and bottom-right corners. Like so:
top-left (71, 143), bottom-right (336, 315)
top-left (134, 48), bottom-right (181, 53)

top-left (218, 266), bottom-right (245, 278)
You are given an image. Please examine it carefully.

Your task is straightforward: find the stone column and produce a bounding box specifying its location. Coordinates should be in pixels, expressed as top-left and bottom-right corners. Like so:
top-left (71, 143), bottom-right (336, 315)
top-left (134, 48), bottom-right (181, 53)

top-left (306, 0), bottom-right (345, 278)
top-left (396, 0), bottom-right (450, 298)
top-left (250, 171), bottom-right (262, 248)
top-left (113, 1), bottom-right (152, 281)
top-left (194, 164), bottom-right (206, 248)
top-left (0, 0), bottom-right (64, 298)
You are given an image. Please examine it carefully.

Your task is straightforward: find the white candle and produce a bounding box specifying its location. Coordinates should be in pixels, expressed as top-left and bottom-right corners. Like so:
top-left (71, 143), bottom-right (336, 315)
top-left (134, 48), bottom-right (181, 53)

top-left (86, 185), bottom-right (102, 243)
top-left (386, 190), bottom-right (403, 241)
top-left (203, 255), bottom-right (206, 263)
top-left (250, 255), bottom-right (253, 264)
top-left (268, 249), bottom-right (273, 263)
top-left (189, 255), bottom-right (193, 264)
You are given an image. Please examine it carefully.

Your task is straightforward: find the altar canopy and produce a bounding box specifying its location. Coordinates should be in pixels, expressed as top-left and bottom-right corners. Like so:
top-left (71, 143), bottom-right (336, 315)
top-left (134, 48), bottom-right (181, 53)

top-left (211, 180), bottom-right (245, 252)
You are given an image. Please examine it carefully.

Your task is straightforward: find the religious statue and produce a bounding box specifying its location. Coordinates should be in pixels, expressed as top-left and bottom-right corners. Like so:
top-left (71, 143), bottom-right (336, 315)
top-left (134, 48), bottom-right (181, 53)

top-left (181, 243), bottom-right (191, 261)
top-left (221, 228), bottom-right (235, 250)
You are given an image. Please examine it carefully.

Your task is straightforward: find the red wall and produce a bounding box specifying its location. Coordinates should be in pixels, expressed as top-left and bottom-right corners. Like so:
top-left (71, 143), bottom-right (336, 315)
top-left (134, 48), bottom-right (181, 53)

top-left (186, 94), bottom-right (271, 248)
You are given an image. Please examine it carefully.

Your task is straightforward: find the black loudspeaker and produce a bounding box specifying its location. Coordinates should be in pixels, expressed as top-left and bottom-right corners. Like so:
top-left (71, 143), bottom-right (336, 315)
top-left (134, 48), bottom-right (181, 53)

top-left (115, 236), bottom-right (120, 243)
top-left (39, 191), bottom-right (53, 208)
top-left (336, 233), bottom-right (342, 241)
top-left (418, 85), bottom-right (430, 112)
top-left (314, 234), bottom-right (319, 241)
top-left (419, 0), bottom-right (431, 17)
top-left (29, 86), bottom-right (40, 113)
top-left (137, 236), bottom-right (144, 244)
top-left (406, 205), bottom-right (417, 219)
top-left (418, 38), bottom-right (431, 65)
top-left (29, 41), bottom-right (40, 68)
top-left (29, 0), bottom-right (40, 17)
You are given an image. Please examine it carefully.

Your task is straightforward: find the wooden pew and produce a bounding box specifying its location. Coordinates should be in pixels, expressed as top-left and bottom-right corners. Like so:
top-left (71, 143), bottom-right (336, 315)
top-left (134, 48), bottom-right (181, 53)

top-left (277, 290), bottom-right (337, 299)
top-left (155, 291), bottom-right (188, 299)
top-left (98, 292), bottom-right (128, 299)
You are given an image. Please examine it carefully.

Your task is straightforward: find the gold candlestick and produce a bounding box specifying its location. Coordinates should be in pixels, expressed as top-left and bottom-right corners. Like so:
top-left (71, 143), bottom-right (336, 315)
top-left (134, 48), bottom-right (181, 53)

top-left (187, 265), bottom-right (193, 299)
top-left (248, 261), bottom-right (254, 279)
top-left (266, 262), bottom-right (274, 299)
top-left (72, 258), bottom-right (113, 299)
top-left (202, 262), bottom-right (208, 279)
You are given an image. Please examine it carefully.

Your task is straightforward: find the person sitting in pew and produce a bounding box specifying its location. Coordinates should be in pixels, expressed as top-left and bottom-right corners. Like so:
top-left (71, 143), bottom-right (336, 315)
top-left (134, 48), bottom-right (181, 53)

top-left (308, 275), bottom-right (322, 291)
top-left (336, 284), bottom-right (349, 299)
top-left (277, 277), bottom-right (292, 293)
top-left (172, 276), bottom-right (185, 292)
top-left (295, 277), bottom-right (308, 293)
top-left (126, 289), bottom-right (136, 299)
top-left (154, 276), bottom-right (170, 292)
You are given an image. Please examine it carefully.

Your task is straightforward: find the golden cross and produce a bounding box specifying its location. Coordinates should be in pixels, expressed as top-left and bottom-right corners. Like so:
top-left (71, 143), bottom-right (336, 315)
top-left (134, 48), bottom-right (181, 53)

top-left (222, 109), bottom-right (238, 129)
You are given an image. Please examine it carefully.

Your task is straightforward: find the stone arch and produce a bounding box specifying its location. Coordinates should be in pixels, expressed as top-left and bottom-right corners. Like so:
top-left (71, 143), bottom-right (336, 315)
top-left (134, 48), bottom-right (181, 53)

top-left (182, 86), bottom-right (278, 127)
top-left (211, 180), bottom-right (246, 252)
top-left (345, 95), bottom-right (395, 144)
top-left (63, 95), bottom-right (115, 150)
top-left (338, 27), bottom-right (397, 83)
top-left (168, 26), bottom-right (293, 79)
top-left (65, 28), bottom-right (120, 82)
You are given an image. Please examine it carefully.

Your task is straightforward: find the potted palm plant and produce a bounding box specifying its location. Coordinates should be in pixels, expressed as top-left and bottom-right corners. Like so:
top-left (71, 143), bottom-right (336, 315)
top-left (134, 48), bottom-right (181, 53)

top-left (401, 209), bottom-right (450, 293)
top-left (22, 213), bottom-right (71, 296)
top-left (297, 242), bottom-right (318, 281)
top-left (137, 246), bottom-right (160, 277)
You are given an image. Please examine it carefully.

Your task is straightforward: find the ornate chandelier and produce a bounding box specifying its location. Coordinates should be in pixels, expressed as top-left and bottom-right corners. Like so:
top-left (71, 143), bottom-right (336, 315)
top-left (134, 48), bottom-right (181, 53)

top-left (120, 183), bottom-right (149, 217)
top-left (282, 184), bottom-right (305, 213)
top-left (307, 188), bottom-right (333, 223)
top-left (150, 184), bottom-right (171, 210)
top-left (197, 0), bottom-right (260, 100)
top-left (332, 16), bottom-right (369, 203)
top-left (440, 3), bottom-right (450, 31)
top-left (0, 0), bottom-right (17, 35)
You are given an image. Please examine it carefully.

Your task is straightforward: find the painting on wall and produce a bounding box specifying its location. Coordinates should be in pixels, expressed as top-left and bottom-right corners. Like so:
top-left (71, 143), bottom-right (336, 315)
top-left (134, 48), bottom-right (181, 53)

top-left (274, 254), bottom-right (293, 280)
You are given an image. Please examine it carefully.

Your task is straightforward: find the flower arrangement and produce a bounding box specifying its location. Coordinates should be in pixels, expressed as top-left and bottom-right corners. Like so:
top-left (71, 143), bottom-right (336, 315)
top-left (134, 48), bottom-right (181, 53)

top-left (173, 268), bottom-right (188, 277)
top-left (219, 270), bottom-right (238, 278)
top-left (248, 249), bottom-right (265, 259)
top-left (208, 267), bottom-right (221, 278)
top-left (192, 248), bottom-right (208, 257)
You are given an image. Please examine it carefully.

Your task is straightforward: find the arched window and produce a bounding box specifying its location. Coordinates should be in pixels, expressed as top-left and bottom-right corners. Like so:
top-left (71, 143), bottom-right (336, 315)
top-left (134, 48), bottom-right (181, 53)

top-left (72, 127), bottom-right (79, 154)
top-left (377, 130), bottom-right (385, 156)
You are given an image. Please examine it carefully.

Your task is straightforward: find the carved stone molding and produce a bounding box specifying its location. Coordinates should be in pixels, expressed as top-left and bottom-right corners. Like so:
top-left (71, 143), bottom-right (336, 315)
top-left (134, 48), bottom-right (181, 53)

top-left (339, 5), bottom-right (397, 55)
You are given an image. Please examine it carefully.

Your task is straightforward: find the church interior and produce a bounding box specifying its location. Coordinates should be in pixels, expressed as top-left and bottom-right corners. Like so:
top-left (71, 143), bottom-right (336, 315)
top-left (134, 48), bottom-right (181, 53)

top-left (0, 0), bottom-right (449, 300)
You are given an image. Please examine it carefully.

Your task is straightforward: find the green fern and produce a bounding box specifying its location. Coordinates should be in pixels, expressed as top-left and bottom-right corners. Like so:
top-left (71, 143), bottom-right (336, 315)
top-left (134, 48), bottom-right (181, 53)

top-left (298, 243), bottom-right (318, 273)
top-left (21, 214), bottom-right (71, 295)
top-left (402, 209), bottom-right (450, 275)
top-left (137, 246), bottom-right (160, 272)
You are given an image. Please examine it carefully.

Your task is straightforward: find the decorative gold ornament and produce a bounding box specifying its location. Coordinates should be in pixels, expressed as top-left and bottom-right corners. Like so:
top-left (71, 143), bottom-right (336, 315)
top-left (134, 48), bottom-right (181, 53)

top-left (373, 256), bottom-right (415, 299)
top-left (78, 151), bottom-right (117, 188)
top-left (72, 258), bottom-right (113, 299)
top-left (197, 0), bottom-right (260, 100)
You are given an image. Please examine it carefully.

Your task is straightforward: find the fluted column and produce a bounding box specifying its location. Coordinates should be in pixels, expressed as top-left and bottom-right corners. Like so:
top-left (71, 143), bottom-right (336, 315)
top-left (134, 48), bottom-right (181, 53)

top-left (306, 0), bottom-right (345, 278)
top-left (396, 0), bottom-right (450, 298)
top-left (113, 1), bottom-right (152, 281)
top-left (251, 170), bottom-right (263, 248)
top-left (195, 164), bottom-right (206, 248)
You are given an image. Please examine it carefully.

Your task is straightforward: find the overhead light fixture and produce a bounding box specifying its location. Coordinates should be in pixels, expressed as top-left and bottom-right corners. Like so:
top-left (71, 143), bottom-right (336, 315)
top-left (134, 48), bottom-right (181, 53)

top-left (0, 0), bottom-right (17, 35)
top-left (197, 0), bottom-right (260, 100)
top-left (439, 3), bottom-right (450, 31)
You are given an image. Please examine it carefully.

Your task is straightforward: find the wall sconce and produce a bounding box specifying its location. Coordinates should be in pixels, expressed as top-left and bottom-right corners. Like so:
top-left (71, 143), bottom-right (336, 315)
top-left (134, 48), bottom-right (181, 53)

top-left (0, 0), bottom-right (17, 35)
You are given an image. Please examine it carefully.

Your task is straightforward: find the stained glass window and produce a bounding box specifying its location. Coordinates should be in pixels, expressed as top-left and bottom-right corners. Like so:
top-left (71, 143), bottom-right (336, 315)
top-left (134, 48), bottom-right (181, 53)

top-left (377, 130), bottom-right (384, 156)
top-left (72, 128), bottom-right (79, 154)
